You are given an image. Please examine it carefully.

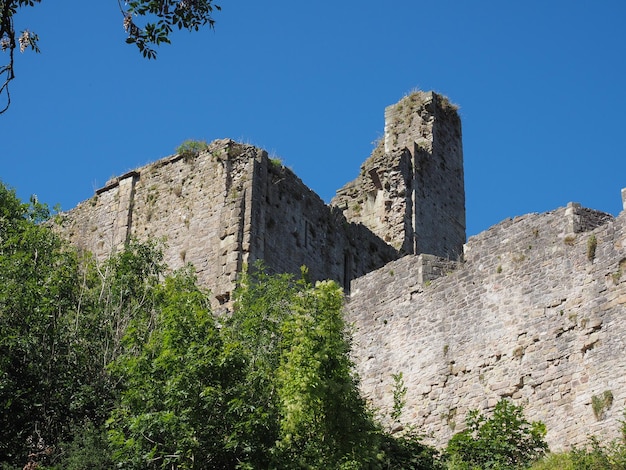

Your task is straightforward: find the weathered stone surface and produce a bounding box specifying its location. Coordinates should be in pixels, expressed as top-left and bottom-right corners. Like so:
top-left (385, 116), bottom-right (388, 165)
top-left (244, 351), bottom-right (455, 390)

top-left (56, 139), bottom-right (399, 308)
top-left (347, 204), bottom-right (626, 451)
top-left (331, 91), bottom-right (465, 260)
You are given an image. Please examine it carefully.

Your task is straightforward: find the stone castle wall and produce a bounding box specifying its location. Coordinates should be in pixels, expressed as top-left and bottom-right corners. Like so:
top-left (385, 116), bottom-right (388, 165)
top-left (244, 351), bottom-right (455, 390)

top-left (332, 144), bottom-right (414, 253)
top-left (60, 91), bottom-right (463, 305)
top-left (347, 203), bottom-right (626, 450)
top-left (412, 94), bottom-right (465, 259)
top-left (58, 140), bottom-right (398, 307)
top-left (245, 148), bottom-right (398, 293)
top-left (59, 140), bottom-right (256, 303)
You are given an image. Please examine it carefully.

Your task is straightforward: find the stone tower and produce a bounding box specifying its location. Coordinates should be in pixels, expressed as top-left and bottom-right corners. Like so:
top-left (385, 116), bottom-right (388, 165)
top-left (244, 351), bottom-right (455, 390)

top-left (331, 91), bottom-right (465, 260)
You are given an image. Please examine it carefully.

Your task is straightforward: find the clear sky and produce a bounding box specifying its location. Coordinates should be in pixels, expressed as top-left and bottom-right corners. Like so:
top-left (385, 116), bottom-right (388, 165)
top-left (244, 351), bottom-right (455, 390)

top-left (2, 1), bottom-right (625, 238)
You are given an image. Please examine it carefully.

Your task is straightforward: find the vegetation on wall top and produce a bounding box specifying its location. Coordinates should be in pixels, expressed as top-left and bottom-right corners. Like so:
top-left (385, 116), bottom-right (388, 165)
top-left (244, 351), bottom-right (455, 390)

top-left (175, 139), bottom-right (209, 159)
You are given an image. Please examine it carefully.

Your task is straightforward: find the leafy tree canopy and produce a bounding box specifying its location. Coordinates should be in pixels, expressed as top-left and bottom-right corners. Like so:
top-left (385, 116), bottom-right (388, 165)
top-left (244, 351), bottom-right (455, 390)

top-left (0, 0), bottom-right (221, 113)
top-left (0, 182), bottom-right (442, 469)
top-left (0, 180), bottom-right (167, 467)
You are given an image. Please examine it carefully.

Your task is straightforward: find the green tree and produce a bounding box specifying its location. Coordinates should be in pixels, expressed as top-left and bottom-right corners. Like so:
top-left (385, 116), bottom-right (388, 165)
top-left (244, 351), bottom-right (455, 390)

top-left (45, 420), bottom-right (114, 470)
top-left (0, 181), bottom-right (168, 467)
top-left (0, 183), bottom-right (81, 464)
top-left (273, 278), bottom-right (380, 468)
top-left (0, 0), bottom-right (221, 113)
top-left (44, 236), bottom-right (168, 469)
top-left (220, 267), bottom-right (299, 467)
top-left (107, 267), bottom-right (240, 469)
top-left (0, 188), bottom-right (441, 469)
top-left (445, 399), bottom-right (547, 470)
top-left (225, 265), bottom-right (440, 469)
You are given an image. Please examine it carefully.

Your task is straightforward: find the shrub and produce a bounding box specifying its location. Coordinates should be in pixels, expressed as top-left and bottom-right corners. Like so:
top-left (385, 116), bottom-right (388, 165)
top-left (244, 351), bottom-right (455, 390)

top-left (528, 452), bottom-right (575, 470)
top-left (587, 234), bottom-right (597, 261)
top-left (563, 235), bottom-right (576, 246)
top-left (592, 390), bottom-right (614, 420)
top-left (391, 372), bottom-right (408, 421)
top-left (569, 436), bottom-right (626, 469)
top-left (445, 399), bottom-right (547, 469)
top-left (531, 437), bottom-right (626, 470)
top-left (530, 410), bottom-right (626, 470)
top-left (269, 156), bottom-right (283, 167)
top-left (175, 139), bottom-right (208, 159)
top-left (46, 420), bottom-right (113, 470)
top-left (380, 429), bottom-right (443, 470)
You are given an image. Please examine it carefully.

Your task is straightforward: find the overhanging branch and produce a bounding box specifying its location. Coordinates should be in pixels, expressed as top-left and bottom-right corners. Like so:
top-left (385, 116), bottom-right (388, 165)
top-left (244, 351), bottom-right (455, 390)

top-left (0, 0), bottom-right (17, 114)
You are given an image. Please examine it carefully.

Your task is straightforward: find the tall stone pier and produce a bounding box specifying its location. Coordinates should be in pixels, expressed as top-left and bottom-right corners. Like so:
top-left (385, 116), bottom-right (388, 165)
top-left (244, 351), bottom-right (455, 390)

top-left (332, 91), bottom-right (465, 260)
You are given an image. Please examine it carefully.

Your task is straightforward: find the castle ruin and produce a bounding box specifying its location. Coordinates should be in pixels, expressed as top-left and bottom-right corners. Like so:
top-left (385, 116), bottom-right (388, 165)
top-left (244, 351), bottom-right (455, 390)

top-left (59, 91), bottom-right (464, 304)
top-left (56, 91), bottom-right (626, 451)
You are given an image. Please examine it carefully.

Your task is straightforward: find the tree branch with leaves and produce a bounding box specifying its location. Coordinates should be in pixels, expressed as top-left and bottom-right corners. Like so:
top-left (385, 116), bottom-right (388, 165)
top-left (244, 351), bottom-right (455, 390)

top-left (0, 0), bottom-right (41, 114)
top-left (0, 0), bottom-right (221, 114)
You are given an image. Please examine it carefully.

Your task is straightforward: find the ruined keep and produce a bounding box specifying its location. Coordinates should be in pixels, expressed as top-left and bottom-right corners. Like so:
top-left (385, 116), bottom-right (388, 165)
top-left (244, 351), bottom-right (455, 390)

top-left (56, 90), bottom-right (626, 451)
top-left (58, 140), bottom-right (398, 305)
top-left (58, 91), bottom-right (464, 305)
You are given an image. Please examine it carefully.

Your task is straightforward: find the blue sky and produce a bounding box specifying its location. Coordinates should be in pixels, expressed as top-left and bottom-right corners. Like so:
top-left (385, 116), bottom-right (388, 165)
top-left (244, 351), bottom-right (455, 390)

top-left (2, 1), bottom-right (625, 238)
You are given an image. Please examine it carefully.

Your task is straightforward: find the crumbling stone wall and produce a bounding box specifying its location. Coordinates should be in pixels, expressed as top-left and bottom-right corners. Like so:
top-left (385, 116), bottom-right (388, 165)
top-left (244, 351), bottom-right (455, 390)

top-left (247, 156), bottom-right (398, 291)
top-left (332, 91), bottom-right (465, 260)
top-left (57, 139), bottom-right (398, 307)
top-left (331, 144), bottom-right (414, 254)
top-left (59, 91), bottom-right (463, 304)
top-left (347, 202), bottom-right (626, 451)
top-left (412, 93), bottom-right (465, 259)
top-left (59, 140), bottom-right (256, 303)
